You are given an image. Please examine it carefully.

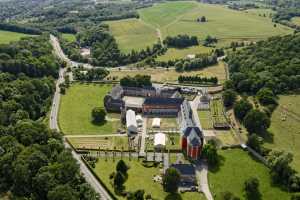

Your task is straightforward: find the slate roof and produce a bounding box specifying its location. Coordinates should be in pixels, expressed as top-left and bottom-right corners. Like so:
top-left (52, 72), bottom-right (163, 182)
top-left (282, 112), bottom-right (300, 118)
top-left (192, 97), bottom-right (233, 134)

top-left (143, 97), bottom-right (184, 106)
top-left (183, 127), bottom-right (203, 138)
top-left (170, 164), bottom-right (196, 176)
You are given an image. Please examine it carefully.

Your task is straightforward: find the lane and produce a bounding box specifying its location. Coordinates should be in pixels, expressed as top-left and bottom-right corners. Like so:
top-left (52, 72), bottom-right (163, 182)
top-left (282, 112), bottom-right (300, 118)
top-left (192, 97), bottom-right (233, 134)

top-left (49, 34), bottom-right (112, 200)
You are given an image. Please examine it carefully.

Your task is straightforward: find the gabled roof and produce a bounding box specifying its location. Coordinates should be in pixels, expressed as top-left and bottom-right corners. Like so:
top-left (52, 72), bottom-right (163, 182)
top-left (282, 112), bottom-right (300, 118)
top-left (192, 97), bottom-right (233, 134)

top-left (144, 97), bottom-right (184, 106)
top-left (183, 127), bottom-right (203, 139)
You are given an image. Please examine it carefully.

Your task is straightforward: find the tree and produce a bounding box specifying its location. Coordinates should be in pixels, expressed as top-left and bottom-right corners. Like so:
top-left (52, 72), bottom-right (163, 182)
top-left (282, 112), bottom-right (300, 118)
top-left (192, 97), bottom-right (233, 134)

top-left (47, 185), bottom-right (78, 200)
top-left (114, 171), bottom-right (126, 190)
top-left (201, 16), bottom-right (206, 22)
top-left (243, 110), bottom-right (270, 134)
top-left (291, 193), bottom-right (300, 200)
top-left (163, 167), bottom-right (180, 193)
top-left (91, 107), bottom-right (106, 123)
top-left (127, 189), bottom-right (145, 200)
top-left (223, 89), bottom-right (237, 107)
top-left (257, 88), bottom-right (277, 105)
top-left (246, 134), bottom-right (262, 153)
top-left (202, 142), bottom-right (219, 166)
top-left (233, 99), bottom-right (253, 121)
top-left (116, 160), bottom-right (128, 175)
top-left (244, 177), bottom-right (260, 200)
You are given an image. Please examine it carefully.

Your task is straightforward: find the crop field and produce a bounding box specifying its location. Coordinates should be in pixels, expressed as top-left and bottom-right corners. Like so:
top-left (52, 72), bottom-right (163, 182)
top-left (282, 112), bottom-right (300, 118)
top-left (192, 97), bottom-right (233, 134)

top-left (108, 62), bottom-right (227, 83)
top-left (0, 30), bottom-right (33, 44)
top-left (106, 18), bottom-right (158, 53)
top-left (211, 98), bottom-right (229, 128)
top-left (67, 136), bottom-right (129, 150)
top-left (94, 158), bottom-right (206, 200)
top-left (264, 95), bottom-right (300, 171)
top-left (58, 83), bottom-right (123, 135)
top-left (292, 17), bottom-right (300, 26)
top-left (209, 149), bottom-right (291, 200)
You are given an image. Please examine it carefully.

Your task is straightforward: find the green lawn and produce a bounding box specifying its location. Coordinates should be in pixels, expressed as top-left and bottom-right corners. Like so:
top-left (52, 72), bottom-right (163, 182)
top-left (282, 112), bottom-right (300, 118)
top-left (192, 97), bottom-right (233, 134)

top-left (94, 158), bottom-right (206, 200)
top-left (0, 30), bottom-right (33, 44)
top-left (264, 95), bottom-right (300, 172)
top-left (106, 18), bottom-right (158, 53)
top-left (209, 149), bottom-right (291, 200)
top-left (58, 83), bottom-right (122, 135)
top-left (292, 17), bottom-right (300, 26)
top-left (198, 110), bottom-right (213, 129)
top-left (62, 33), bottom-right (76, 42)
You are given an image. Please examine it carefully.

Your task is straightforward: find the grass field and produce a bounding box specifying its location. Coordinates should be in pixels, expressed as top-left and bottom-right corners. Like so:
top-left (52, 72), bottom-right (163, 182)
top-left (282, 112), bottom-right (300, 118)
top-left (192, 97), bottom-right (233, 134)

top-left (292, 17), bottom-right (300, 26)
top-left (94, 158), bottom-right (206, 200)
top-left (58, 83), bottom-right (123, 135)
top-left (209, 149), bottom-right (291, 200)
top-left (264, 95), bottom-right (300, 172)
top-left (198, 110), bottom-right (213, 129)
top-left (0, 30), bottom-right (33, 44)
top-left (106, 18), bottom-right (158, 53)
top-left (62, 33), bottom-right (76, 42)
top-left (108, 62), bottom-right (227, 83)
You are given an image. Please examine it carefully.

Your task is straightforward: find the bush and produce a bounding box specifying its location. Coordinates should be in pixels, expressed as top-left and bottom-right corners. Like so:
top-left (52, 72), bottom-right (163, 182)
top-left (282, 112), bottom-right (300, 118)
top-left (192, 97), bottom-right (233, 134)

top-left (91, 107), bottom-right (106, 123)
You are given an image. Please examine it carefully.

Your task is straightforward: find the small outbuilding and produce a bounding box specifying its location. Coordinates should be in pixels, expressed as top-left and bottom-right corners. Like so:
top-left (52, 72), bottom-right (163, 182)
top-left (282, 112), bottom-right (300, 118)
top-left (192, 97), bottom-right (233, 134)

top-left (154, 132), bottom-right (166, 149)
top-left (126, 109), bottom-right (138, 135)
top-left (152, 118), bottom-right (161, 128)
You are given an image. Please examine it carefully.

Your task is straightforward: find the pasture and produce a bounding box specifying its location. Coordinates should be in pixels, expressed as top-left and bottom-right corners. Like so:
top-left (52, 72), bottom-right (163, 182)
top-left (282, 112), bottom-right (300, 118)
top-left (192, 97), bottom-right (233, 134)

top-left (209, 149), bottom-right (291, 200)
top-left (105, 18), bottom-right (158, 53)
top-left (94, 158), bottom-right (206, 200)
top-left (0, 30), bottom-right (32, 44)
top-left (108, 62), bottom-right (227, 83)
top-left (264, 95), bottom-right (300, 171)
top-left (58, 83), bottom-right (123, 135)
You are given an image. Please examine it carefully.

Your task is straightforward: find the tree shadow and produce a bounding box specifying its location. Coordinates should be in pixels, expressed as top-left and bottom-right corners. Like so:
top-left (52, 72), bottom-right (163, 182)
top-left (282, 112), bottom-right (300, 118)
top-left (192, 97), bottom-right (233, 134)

top-left (260, 130), bottom-right (274, 144)
top-left (165, 193), bottom-right (183, 200)
top-left (91, 119), bottom-right (107, 126)
top-left (245, 191), bottom-right (262, 200)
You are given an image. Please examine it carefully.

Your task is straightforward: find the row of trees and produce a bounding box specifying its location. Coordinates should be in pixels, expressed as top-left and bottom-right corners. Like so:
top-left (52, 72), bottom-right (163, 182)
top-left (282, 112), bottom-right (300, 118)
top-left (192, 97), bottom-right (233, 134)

top-left (0, 35), bottom-right (99, 200)
top-left (163, 34), bottom-right (199, 48)
top-left (178, 75), bottom-right (218, 85)
top-left (120, 75), bottom-right (152, 88)
top-left (175, 54), bottom-right (218, 72)
top-left (73, 67), bottom-right (109, 81)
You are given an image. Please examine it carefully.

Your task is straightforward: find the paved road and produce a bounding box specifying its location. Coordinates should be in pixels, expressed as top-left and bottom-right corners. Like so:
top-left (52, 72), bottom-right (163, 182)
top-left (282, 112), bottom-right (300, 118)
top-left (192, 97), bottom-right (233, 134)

top-left (195, 161), bottom-right (214, 200)
top-left (49, 35), bottom-right (112, 200)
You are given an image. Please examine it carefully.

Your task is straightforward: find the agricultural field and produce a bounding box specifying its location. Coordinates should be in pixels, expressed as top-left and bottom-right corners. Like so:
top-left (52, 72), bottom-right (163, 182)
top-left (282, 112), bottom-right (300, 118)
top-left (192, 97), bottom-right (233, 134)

top-left (292, 17), bottom-right (300, 26)
top-left (0, 30), bottom-right (33, 44)
top-left (58, 83), bottom-right (123, 135)
top-left (107, 1), bottom-right (292, 56)
top-left (106, 18), bottom-right (158, 53)
top-left (67, 136), bottom-right (129, 150)
top-left (209, 149), bottom-right (291, 200)
top-left (93, 158), bottom-right (206, 200)
top-left (62, 33), bottom-right (76, 42)
top-left (264, 95), bottom-right (300, 171)
top-left (108, 62), bottom-right (227, 84)
top-left (210, 98), bottom-right (229, 128)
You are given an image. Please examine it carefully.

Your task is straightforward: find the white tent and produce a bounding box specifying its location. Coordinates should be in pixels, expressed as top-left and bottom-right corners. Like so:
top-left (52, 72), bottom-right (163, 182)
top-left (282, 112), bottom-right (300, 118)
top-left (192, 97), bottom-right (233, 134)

top-left (136, 115), bottom-right (143, 123)
top-left (154, 132), bottom-right (166, 148)
top-left (126, 109), bottom-right (137, 135)
top-left (152, 118), bottom-right (161, 128)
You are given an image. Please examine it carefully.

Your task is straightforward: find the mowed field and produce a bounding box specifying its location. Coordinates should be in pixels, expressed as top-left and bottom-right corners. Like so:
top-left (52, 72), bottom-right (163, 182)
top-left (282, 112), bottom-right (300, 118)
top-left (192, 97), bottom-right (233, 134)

top-left (108, 62), bottom-right (227, 83)
top-left (107, 1), bottom-right (292, 56)
top-left (209, 149), bottom-right (291, 200)
top-left (58, 83), bottom-right (123, 135)
top-left (0, 30), bottom-right (32, 44)
top-left (264, 95), bottom-right (300, 171)
top-left (106, 18), bottom-right (158, 53)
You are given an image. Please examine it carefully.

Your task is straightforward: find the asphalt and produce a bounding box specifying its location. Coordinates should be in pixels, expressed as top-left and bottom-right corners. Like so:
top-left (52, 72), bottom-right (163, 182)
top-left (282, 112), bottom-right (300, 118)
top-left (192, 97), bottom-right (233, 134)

top-left (49, 34), bottom-right (112, 200)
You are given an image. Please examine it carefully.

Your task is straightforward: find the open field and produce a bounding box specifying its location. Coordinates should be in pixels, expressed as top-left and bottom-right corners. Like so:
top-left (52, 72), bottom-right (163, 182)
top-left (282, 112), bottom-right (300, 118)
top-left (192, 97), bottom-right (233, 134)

top-left (94, 158), bottom-right (206, 200)
top-left (106, 18), bottom-right (158, 53)
top-left (156, 45), bottom-right (213, 61)
top-left (264, 95), bottom-right (300, 171)
top-left (292, 17), bottom-right (300, 26)
top-left (215, 130), bottom-right (239, 147)
top-left (0, 30), bottom-right (33, 44)
top-left (108, 62), bottom-right (227, 84)
top-left (147, 117), bottom-right (178, 129)
top-left (58, 83), bottom-right (123, 135)
top-left (67, 136), bottom-right (129, 150)
top-left (209, 149), bottom-right (291, 200)
top-left (198, 110), bottom-right (213, 129)
top-left (62, 33), bottom-right (76, 42)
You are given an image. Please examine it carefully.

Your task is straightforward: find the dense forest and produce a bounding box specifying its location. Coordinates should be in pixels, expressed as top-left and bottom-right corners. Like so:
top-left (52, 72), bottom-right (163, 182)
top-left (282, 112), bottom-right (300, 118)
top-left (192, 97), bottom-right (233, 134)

top-left (0, 35), bottom-right (99, 200)
top-left (163, 35), bottom-right (198, 48)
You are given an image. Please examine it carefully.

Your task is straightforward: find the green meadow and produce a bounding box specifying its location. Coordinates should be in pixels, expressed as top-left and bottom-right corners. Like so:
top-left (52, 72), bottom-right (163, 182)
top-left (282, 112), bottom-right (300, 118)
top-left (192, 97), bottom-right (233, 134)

top-left (0, 30), bottom-right (33, 44)
top-left (292, 17), bottom-right (300, 26)
top-left (62, 33), bottom-right (76, 42)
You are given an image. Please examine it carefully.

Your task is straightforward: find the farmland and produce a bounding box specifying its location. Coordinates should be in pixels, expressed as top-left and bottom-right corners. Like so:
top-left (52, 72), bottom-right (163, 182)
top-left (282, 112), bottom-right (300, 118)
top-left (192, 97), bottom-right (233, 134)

top-left (264, 95), bottom-right (300, 171)
top-left (93, 158), bottom-right (206, 200)
top-left (108, 62), bottom-right (227, 84)
top-left (209, 149), bottom-right (291, 200)
top-left (0, 30), bottom-right (32, 44)
top-left (107, 1), bottom-right (292, 55)
top-left (58, 83), bottom-right (123, 135)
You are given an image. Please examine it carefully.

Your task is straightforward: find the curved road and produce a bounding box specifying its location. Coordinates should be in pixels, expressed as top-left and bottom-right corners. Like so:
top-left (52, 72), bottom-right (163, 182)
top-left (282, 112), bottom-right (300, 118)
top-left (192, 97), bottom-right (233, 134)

top-left (49, 35), bottom-right (112, 200)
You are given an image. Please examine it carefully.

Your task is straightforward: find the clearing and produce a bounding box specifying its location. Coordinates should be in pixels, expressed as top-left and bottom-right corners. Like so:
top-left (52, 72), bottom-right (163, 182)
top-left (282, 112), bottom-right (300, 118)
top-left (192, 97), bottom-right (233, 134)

top-left (58, 83), bottom-right (123, 135)
top-left (62, 33), bottom-right (76, 42)
top-left (209, 149), bottom-right (291, 200)
top-left (264, 95), bottom-right (300, 171)
top-left (0, 30), bottom-right (33, 44)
